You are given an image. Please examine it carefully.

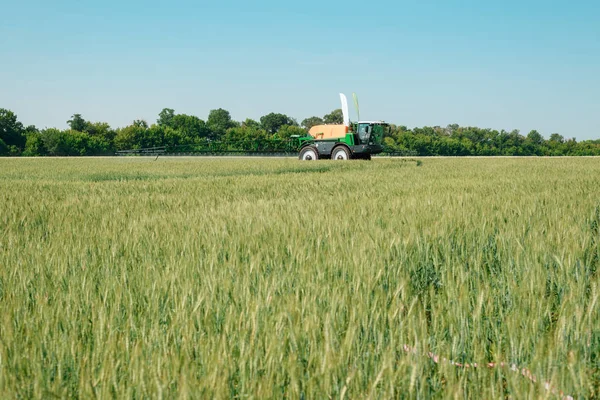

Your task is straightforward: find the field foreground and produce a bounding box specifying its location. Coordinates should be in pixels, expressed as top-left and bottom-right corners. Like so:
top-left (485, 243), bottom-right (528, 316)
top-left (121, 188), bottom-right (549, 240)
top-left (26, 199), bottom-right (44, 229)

top-left (0, 157), bottom-right (599, 398)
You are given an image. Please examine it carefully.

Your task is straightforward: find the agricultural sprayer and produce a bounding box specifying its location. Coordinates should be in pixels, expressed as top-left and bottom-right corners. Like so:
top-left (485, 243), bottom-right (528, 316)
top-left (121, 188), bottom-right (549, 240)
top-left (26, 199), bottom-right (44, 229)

top-left (295, 93), bottom-right (389, 160)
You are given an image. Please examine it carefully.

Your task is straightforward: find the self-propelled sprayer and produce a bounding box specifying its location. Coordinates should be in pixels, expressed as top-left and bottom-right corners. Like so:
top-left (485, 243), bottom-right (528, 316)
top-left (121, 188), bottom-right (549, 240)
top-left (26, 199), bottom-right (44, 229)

top-left (296, 93), bottom-right (389, 160)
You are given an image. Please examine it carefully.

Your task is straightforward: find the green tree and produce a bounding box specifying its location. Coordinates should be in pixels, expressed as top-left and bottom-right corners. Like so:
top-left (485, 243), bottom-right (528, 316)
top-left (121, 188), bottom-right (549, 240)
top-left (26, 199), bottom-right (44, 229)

top-left (86, 135), bottom-right (113, 155)
top-left (277, 125), bottom-right (307, 139)
top-left (0, 108), bottom-right (25, 152)
top-left (133, 119), bottom-right (149, 129)
top-left (323, 109), bottom-right (343, 124)
top-left (63, 130), bottom-right (91, 155)
top-left (85, 121), bottom-right (114, 137)
top-left (0, 138), bottom-right (8, 156)
top-left (23, 131), bottom-right (46, 156)
top-left (527, 130), bottom-right (544, 145)
top-left (301, 116), bottom-right (324, 130)
top-left (549, 133), bottom-right (565, 143)
top-left (40, 128), bottom-right (68, 155)
top-left (114, 121), bottom-right (148, 150)
top-left (522, 130), bottom-right (544, 155)
top-left (171, 114), bottom-right (209, 142)
top-left (207, 108), bottom-right (236, 139)
top-left (83, 122), bottom-right (116, 153)
top-left (260, 113), bottom-right (295, 134)
top-left (242, 118), bottom-right (261, 129)
top-left (24, 125), bottom-right (39, 136)
top-left (67, 114), bottom-right (87, 132)
top-left (162, 126), bottom-right (185, 147)
top-left (157, 108), bottom-right (175, 127)
top-left (223, 125), bottom-right (266, 149)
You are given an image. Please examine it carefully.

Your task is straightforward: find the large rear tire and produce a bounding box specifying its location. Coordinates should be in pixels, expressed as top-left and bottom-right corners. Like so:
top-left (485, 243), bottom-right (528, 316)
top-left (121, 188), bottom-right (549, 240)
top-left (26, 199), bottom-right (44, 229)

top-left (299, 146), bottom-right (319, 161)
top-left (331, 146), bottom-right (351, 161)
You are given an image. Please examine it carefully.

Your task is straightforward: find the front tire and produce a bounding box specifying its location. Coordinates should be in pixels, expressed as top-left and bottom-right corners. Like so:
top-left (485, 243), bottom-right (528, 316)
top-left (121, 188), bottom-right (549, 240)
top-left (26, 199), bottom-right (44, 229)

top-left (331, 146), bottom-right (351, 160)
top-left (299, 146), bottom-right (319, 161)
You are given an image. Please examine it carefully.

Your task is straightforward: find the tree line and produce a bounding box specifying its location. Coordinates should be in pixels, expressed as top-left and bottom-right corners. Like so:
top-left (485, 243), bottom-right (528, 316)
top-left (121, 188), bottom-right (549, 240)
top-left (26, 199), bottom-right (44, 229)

top-left (1, 107), bottom-right (599, 156)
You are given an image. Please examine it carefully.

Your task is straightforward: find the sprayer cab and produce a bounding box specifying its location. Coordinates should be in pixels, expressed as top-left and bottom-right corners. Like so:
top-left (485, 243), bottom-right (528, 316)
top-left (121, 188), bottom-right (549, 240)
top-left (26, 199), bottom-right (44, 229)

top-left (353, 121), bottom-right (389, 145)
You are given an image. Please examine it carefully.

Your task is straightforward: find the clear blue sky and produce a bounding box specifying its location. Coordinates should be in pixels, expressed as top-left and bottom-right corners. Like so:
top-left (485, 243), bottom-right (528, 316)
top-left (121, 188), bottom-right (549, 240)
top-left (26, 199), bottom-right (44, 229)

top-left (2, 0), bottom-right (599, 139)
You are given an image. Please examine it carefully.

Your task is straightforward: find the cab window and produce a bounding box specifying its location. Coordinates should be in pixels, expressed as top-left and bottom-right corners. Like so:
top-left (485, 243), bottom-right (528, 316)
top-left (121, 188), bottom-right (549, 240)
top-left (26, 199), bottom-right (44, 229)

top-left (358, 124), bottom-right (370, 143)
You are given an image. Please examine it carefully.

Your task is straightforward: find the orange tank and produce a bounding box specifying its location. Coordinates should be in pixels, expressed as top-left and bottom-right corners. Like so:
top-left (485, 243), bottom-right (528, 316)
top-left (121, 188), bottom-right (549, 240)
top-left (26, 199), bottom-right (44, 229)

top-left (308, 124), bottom-right (348, 140)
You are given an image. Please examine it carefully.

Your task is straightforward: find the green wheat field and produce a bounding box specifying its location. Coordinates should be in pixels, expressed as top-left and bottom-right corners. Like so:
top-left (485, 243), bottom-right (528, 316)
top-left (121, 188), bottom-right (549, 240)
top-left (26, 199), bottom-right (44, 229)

top-left (0, 157), bottom-right (599, 399)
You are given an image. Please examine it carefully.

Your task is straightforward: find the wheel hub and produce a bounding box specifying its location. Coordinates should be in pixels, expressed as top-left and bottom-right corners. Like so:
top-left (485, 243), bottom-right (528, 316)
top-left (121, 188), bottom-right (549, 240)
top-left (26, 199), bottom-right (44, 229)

top-left (332, 148), bottom-right (349, 160)
top-left (302, 149), bottom-right (317, 160)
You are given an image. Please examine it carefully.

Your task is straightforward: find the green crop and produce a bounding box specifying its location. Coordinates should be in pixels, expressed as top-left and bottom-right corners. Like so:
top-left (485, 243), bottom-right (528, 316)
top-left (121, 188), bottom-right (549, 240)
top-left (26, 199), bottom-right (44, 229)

top-left (0, 157), bottom-right (598, 399)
